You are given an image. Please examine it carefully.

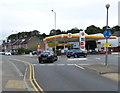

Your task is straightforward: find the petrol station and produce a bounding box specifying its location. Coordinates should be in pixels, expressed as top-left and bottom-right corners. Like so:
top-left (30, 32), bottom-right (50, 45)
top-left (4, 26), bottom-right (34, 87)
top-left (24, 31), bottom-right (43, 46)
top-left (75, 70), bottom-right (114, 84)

top-left (42, 31), bottom-right (117, 54)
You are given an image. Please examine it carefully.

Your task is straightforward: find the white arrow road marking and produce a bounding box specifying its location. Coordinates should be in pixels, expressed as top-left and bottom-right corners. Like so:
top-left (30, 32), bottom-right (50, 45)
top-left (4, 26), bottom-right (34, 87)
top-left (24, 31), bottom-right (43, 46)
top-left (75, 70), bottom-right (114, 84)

top-left (78, 64), bottom-right (90, 66)
top-left (74, 64), bottom-right (85, 70)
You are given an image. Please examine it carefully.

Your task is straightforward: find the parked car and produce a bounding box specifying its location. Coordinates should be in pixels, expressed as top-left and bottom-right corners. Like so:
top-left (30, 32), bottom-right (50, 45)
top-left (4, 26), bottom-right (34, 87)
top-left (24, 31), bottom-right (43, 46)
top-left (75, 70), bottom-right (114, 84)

top-left (0, 52), bottom-right (5, 55)
top-left (67, 49), bottom-right (87, 58)
top-left (32, 51), bottom-right (38, 55)
top-left (38, 51), bottom-right (58, 63)
top-left (5, 52), bottom-right (12, 56)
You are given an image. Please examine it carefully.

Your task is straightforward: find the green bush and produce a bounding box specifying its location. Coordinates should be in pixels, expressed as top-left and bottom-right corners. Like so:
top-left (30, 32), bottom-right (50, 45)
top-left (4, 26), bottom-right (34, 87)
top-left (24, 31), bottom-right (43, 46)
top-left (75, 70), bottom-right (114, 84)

top-left (17, 48), bottom-right (32, 55)
top-left (24, 49), bottom-right (32, 54)
top-left (17, 48), bottom-right (25, 55)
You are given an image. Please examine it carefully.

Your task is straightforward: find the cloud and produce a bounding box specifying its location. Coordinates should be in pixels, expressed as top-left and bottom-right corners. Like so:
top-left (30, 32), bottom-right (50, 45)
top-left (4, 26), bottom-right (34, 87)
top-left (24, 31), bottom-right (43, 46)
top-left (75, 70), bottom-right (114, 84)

top-left (0, 0), bottom-right (119, 40)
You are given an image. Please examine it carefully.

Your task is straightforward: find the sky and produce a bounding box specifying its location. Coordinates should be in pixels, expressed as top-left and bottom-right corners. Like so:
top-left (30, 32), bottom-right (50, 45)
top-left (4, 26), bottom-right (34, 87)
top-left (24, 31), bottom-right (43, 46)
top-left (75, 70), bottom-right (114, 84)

top-left (0, 0), bottom-right (119, 40)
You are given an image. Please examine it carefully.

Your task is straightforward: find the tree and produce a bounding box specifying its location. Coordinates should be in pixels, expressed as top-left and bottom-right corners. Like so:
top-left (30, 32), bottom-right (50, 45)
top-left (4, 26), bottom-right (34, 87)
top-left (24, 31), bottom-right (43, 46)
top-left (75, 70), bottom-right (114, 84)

top-left (49, 29), bottom-right (56, 36)
top-left (101, 26), bottom-right (111, 33)
top-left (33, 30), bottom-right (40, 34)
top-left (41, 33), bottom-right (46, 38)
top-left (56, 29), bottom-right (62, 35)
top-left (61, 31), bottom-right (67, 34)
top-left (7, 34), bottom-right (17, 40)
top-left (85, 25), bottom-right (102, 34)
top-left (111, 25), bottom-right (120, 34)
top-left (67, 28), bottom-right (80, 34)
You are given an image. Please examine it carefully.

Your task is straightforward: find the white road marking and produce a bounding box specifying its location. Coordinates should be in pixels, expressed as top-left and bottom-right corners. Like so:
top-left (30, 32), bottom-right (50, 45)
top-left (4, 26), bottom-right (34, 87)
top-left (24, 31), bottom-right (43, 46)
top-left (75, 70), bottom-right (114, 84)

top-left (95, 58), bottom-right (101, 60)
top-left (47, 64), bottom-right (55, 66)
top-left (24, 68), bottom-right (30, 89)
top-left (57, 64), bottom-right (65, 66)
top-left (74, 64), bottom-right (85, 70)
top-left (68, 58), bottom-right (87, 61)
top-left (33, 64), bottom-right (38, 66)
top-left (10, 62), bottom-right (23, 76)
top-left (78, 64), bottom-right (90, 66)
top-left (33, 63), bottom-right (88, 68)
top-left (39, 64), bottom-right (46, 66)
top-left (67, 64), bottom-right (75, 66)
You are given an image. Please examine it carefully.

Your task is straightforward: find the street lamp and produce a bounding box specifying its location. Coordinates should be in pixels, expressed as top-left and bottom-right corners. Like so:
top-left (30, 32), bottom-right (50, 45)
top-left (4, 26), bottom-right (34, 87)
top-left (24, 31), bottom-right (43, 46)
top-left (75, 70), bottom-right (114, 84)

top-left (51, 10), bottom-right (57, 53)
top-left (105, 4), bottom-right (110, 66)
top-left (106, 4), bottom-right (110, 28)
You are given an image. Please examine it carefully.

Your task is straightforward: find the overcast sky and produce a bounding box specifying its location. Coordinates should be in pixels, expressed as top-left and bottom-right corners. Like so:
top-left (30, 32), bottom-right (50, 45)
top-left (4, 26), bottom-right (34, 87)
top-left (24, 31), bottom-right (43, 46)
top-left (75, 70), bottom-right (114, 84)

top-left (0, 0), bottom-right (119, 40)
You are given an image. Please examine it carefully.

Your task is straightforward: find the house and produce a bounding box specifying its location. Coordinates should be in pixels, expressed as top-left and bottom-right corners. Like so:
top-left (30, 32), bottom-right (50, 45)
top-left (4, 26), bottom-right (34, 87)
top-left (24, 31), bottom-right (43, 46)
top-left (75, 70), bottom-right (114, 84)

top-left (1, 36), bottom-right (41, 52)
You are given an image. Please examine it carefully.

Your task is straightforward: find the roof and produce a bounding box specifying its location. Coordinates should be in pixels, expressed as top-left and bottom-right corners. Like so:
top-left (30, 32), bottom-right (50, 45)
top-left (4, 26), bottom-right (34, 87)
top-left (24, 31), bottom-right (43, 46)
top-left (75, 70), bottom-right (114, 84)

top-left (21, 37), bottom-right (31, 44)
top-left (112, 31), bottom-right (120, 37)
top-left (43, 33), bottom-right (117, 42)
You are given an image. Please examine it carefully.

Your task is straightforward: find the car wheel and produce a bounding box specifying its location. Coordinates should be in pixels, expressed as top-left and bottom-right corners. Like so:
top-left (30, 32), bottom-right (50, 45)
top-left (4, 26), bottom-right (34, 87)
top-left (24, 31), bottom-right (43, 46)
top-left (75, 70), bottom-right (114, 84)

top-left (74, 55), bottom-right (77, 58)
top-left (55, 57), bottom-right (58, 61)
top-left (39, 60), bottom-right (41, 63)
top-left (77, 55), bottom-right (79, 58)
top-left (51, 58), bottom-right (54, 63)
top-left (84, 54), bottom-right (87, 57)
top-left (39, 60), bottom-right (42, 63)
top-left (67, 56), bottom-right (70, 58)
top-left (38, 58), bottom-right (42, 63)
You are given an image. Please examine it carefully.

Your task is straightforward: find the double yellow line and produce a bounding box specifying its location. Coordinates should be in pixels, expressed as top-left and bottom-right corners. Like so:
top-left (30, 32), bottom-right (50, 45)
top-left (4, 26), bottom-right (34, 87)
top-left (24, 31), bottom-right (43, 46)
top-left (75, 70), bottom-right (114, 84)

top-left (9, 58), bottom-right (44, 93)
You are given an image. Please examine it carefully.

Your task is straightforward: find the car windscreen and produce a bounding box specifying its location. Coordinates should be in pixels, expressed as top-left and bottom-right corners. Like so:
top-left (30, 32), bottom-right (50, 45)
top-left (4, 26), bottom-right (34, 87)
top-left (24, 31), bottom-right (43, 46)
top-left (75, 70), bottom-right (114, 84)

top-left (75, 49), bottom-right (83, 52)
top-left (68, 50), bottom-right (75, 52)
top-left (41, 52), bottom-right (50, 55)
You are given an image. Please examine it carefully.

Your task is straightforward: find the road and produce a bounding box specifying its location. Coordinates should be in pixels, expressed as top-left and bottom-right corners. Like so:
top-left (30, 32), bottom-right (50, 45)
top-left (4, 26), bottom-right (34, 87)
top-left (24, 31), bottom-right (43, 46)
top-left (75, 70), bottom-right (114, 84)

top-left (1, 54), bottom-right (119, 92)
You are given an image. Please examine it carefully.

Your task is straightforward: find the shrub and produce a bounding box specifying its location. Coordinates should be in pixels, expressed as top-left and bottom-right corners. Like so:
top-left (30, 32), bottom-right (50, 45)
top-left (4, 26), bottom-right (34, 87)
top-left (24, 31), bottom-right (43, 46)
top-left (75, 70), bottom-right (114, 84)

top-left (17, 48), bottom-right (25, 55)
top-left (24, 49), bottom-right (32, 54)
top-left (17, 48), bottom-right (32, 55)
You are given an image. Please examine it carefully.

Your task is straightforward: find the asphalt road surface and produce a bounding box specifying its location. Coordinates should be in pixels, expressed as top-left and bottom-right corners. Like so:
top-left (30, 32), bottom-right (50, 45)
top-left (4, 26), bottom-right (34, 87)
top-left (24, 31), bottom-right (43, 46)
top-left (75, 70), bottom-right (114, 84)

top-left (1, 54), bottom-right (119, 92)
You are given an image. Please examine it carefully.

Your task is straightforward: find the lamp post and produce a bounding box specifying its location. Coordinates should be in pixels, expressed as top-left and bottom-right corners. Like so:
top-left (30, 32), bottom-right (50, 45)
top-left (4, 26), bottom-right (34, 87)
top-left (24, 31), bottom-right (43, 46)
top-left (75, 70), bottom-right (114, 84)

top-left (105, 4), bottom-right (110, 66)
top-left (51, 10), bottom-right (57, 53)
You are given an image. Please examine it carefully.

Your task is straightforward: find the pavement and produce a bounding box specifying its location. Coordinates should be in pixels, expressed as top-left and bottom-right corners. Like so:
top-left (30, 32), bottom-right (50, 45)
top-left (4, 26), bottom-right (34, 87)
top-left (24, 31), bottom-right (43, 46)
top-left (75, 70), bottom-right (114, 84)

top-left (2, 55), bottom-right (35, 92)
top-left (80, 64), bottom-right (119, 81)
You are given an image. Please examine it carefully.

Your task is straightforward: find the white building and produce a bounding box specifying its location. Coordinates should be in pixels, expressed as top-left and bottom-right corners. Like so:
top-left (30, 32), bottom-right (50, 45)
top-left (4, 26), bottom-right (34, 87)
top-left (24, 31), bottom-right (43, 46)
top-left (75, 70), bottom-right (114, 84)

top-left (118, 1), bottom-right (120, 24)
top-left (98, 37), bottom-right (119, 47)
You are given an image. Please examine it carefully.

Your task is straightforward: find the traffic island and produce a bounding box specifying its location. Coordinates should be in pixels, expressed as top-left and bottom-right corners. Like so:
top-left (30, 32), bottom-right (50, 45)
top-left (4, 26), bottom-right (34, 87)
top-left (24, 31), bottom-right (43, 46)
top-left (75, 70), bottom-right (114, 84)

top-left (81, 64), bottom-right (119, 81)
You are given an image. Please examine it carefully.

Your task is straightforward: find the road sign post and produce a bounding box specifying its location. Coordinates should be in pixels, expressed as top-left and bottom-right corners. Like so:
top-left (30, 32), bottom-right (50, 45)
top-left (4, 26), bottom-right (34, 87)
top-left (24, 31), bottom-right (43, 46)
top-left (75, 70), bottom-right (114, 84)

top-left (103, 29), bottom-right (112, 66)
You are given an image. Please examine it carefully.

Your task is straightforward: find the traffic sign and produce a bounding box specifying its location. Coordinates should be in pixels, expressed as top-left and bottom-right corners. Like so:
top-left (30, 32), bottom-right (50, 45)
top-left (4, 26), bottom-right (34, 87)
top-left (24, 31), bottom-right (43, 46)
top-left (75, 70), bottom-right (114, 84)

top-left (103, 29), bottom-right (112, 38)
top-left (38, 45), bottom-right (41, 48)
top-left (103, 43), bottom-right (112, 47)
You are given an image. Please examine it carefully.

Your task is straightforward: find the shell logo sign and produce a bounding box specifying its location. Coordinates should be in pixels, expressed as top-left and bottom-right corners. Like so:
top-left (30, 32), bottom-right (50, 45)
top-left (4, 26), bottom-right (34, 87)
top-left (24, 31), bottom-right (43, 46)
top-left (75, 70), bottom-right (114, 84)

top-left (68, 33), bottom-right (72, 38)
top-left (81, 32), bottom-right (85, 36)
top-left (79, 31), bottom-right (86, 51)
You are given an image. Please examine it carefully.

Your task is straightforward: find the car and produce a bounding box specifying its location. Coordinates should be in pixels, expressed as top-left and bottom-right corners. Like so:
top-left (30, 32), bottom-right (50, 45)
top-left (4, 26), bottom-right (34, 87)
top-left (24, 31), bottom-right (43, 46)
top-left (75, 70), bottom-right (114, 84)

top-left (66, 49), bottom-right (76, 57)
top-left (32, 51), bottom-right (38, 55)
top-left (67, 49), bottom-right (87, 58)
top-left (5, 52), bottom-right (12, 56)
top-left (38, 51), bottom-right (58, 63)
top-left (0, 52), bottom-right (5, 55)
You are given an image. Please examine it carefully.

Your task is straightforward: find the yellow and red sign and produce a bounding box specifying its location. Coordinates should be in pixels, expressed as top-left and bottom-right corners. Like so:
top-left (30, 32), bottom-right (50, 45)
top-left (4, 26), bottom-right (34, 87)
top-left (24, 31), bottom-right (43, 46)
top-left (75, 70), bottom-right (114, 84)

top-left (38, 45), bottom-right (41, 48)
top-left (102, 43), bottom-right (112, 47)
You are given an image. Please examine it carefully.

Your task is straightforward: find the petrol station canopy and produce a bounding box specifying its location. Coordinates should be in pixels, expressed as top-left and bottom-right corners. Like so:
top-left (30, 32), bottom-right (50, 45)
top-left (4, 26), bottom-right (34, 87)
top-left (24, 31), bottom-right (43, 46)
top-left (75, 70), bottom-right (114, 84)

top-left (43, 33), bottom-right (117, 42)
